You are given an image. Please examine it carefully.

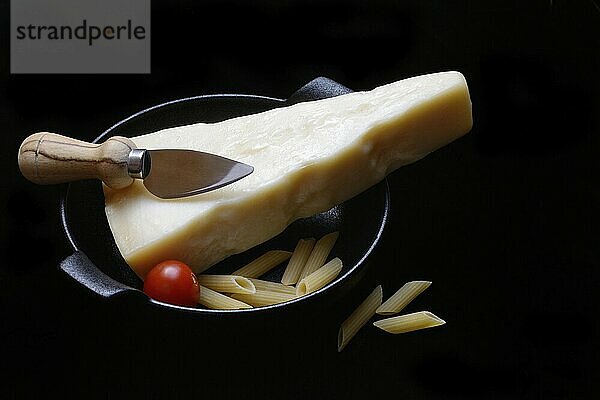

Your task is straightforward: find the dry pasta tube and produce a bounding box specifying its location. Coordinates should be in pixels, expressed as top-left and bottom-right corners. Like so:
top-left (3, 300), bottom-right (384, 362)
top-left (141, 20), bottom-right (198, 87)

top-left (248, 278), bottom-right (297, 295)
top-left (373, 311), bottom-right (445, 334)
top-left (281, 238), bottom-right (316, 285)
top-left (232, 250), bottom-right (292, 278)
top-left (197, 275), bottom-right (256, 294)
top-left (376, 281), bottom-right (431, 315)
top-left (197, 286), bottom-right (253, 310)
top-left (298, 232), bottom-right (339, 280)
top-left (338, 285), bottom-right (382, 352)
top-left (230, 291), bottom-right (297, 307)
top-left (296, 257), bottom-right (343, 296)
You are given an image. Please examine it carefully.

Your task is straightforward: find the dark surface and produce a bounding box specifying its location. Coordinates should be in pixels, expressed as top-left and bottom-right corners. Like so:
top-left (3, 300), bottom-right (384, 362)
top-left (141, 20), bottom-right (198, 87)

top-left (1, 0), bottom-right (599, 398)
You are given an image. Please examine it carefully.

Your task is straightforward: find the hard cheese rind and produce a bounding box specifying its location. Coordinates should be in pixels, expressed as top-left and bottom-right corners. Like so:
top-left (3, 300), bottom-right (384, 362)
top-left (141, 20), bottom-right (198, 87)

top-left (104, 71), bottom-right (473, 278)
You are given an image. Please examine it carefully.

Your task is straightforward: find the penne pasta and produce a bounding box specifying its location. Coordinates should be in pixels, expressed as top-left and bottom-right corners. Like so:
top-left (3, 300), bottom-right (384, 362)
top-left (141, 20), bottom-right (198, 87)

top-left (248, 278), bottom-right (297, 295)
top-left (232, 250), bottom-right (293, 278)
top-left (296, 257), bottom-right (343, 296)
top-left (197, 285), bottom-right (253, 310)
top-left (338, 285), bottom-right (382, 352)
top-left (298, 232), bottom-right (339, 280)
top-left (281, 238), bottom-right (316, 285)
top-left (197, 275), bottom-right (256, 294)
top-left (373, 311), bottom-right (445, 334)
top-left (376, 281), bottom-right (431, 315)
top-left (230, 291), bottom-right (297, 307)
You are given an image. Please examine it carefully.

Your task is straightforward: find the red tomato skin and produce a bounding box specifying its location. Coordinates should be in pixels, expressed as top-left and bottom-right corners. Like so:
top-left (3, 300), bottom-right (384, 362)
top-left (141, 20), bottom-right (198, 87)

top-left (143, 260), bottom-right (200, 307)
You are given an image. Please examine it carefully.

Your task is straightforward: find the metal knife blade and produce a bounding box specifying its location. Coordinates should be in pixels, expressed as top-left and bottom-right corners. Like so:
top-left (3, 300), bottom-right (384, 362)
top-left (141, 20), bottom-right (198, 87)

top-left (127, 149), bottom-right (253, 199)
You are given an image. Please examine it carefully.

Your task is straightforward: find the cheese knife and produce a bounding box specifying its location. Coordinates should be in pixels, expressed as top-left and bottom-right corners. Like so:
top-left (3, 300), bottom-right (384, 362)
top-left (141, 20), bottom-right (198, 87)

top-left (17, 132), bottom-right (254, 199)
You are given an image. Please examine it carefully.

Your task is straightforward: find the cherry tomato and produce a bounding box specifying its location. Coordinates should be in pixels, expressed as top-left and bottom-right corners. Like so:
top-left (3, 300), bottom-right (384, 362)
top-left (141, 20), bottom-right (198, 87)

top-left (143, 260), bottom-right (200, 307)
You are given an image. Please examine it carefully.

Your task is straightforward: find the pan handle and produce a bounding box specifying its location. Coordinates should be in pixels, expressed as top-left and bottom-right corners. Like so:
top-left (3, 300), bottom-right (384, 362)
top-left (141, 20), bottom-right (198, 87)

top-left (286, 77), bottom-right (353, 104)
top-left (59, 251), bottom-right (142, 299)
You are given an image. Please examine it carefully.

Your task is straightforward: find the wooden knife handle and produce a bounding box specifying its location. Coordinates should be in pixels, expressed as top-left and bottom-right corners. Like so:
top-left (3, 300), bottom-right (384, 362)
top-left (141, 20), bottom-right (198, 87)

top-left (18, 132), bottom-right (137, 189)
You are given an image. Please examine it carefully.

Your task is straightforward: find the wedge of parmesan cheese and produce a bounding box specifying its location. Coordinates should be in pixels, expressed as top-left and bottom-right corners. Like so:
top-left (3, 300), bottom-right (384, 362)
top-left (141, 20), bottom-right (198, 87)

top-left (104, 71), bottom-right (473, 279)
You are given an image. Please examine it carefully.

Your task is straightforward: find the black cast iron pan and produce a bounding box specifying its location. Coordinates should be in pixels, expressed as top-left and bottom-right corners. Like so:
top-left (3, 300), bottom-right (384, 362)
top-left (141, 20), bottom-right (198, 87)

top-left (58, 77), bottom-right (390, 314)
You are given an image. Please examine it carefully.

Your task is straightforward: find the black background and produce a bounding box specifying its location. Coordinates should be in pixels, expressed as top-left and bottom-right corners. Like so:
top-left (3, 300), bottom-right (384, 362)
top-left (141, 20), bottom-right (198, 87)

top-left (1, 0), bottom-right (599, 398)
